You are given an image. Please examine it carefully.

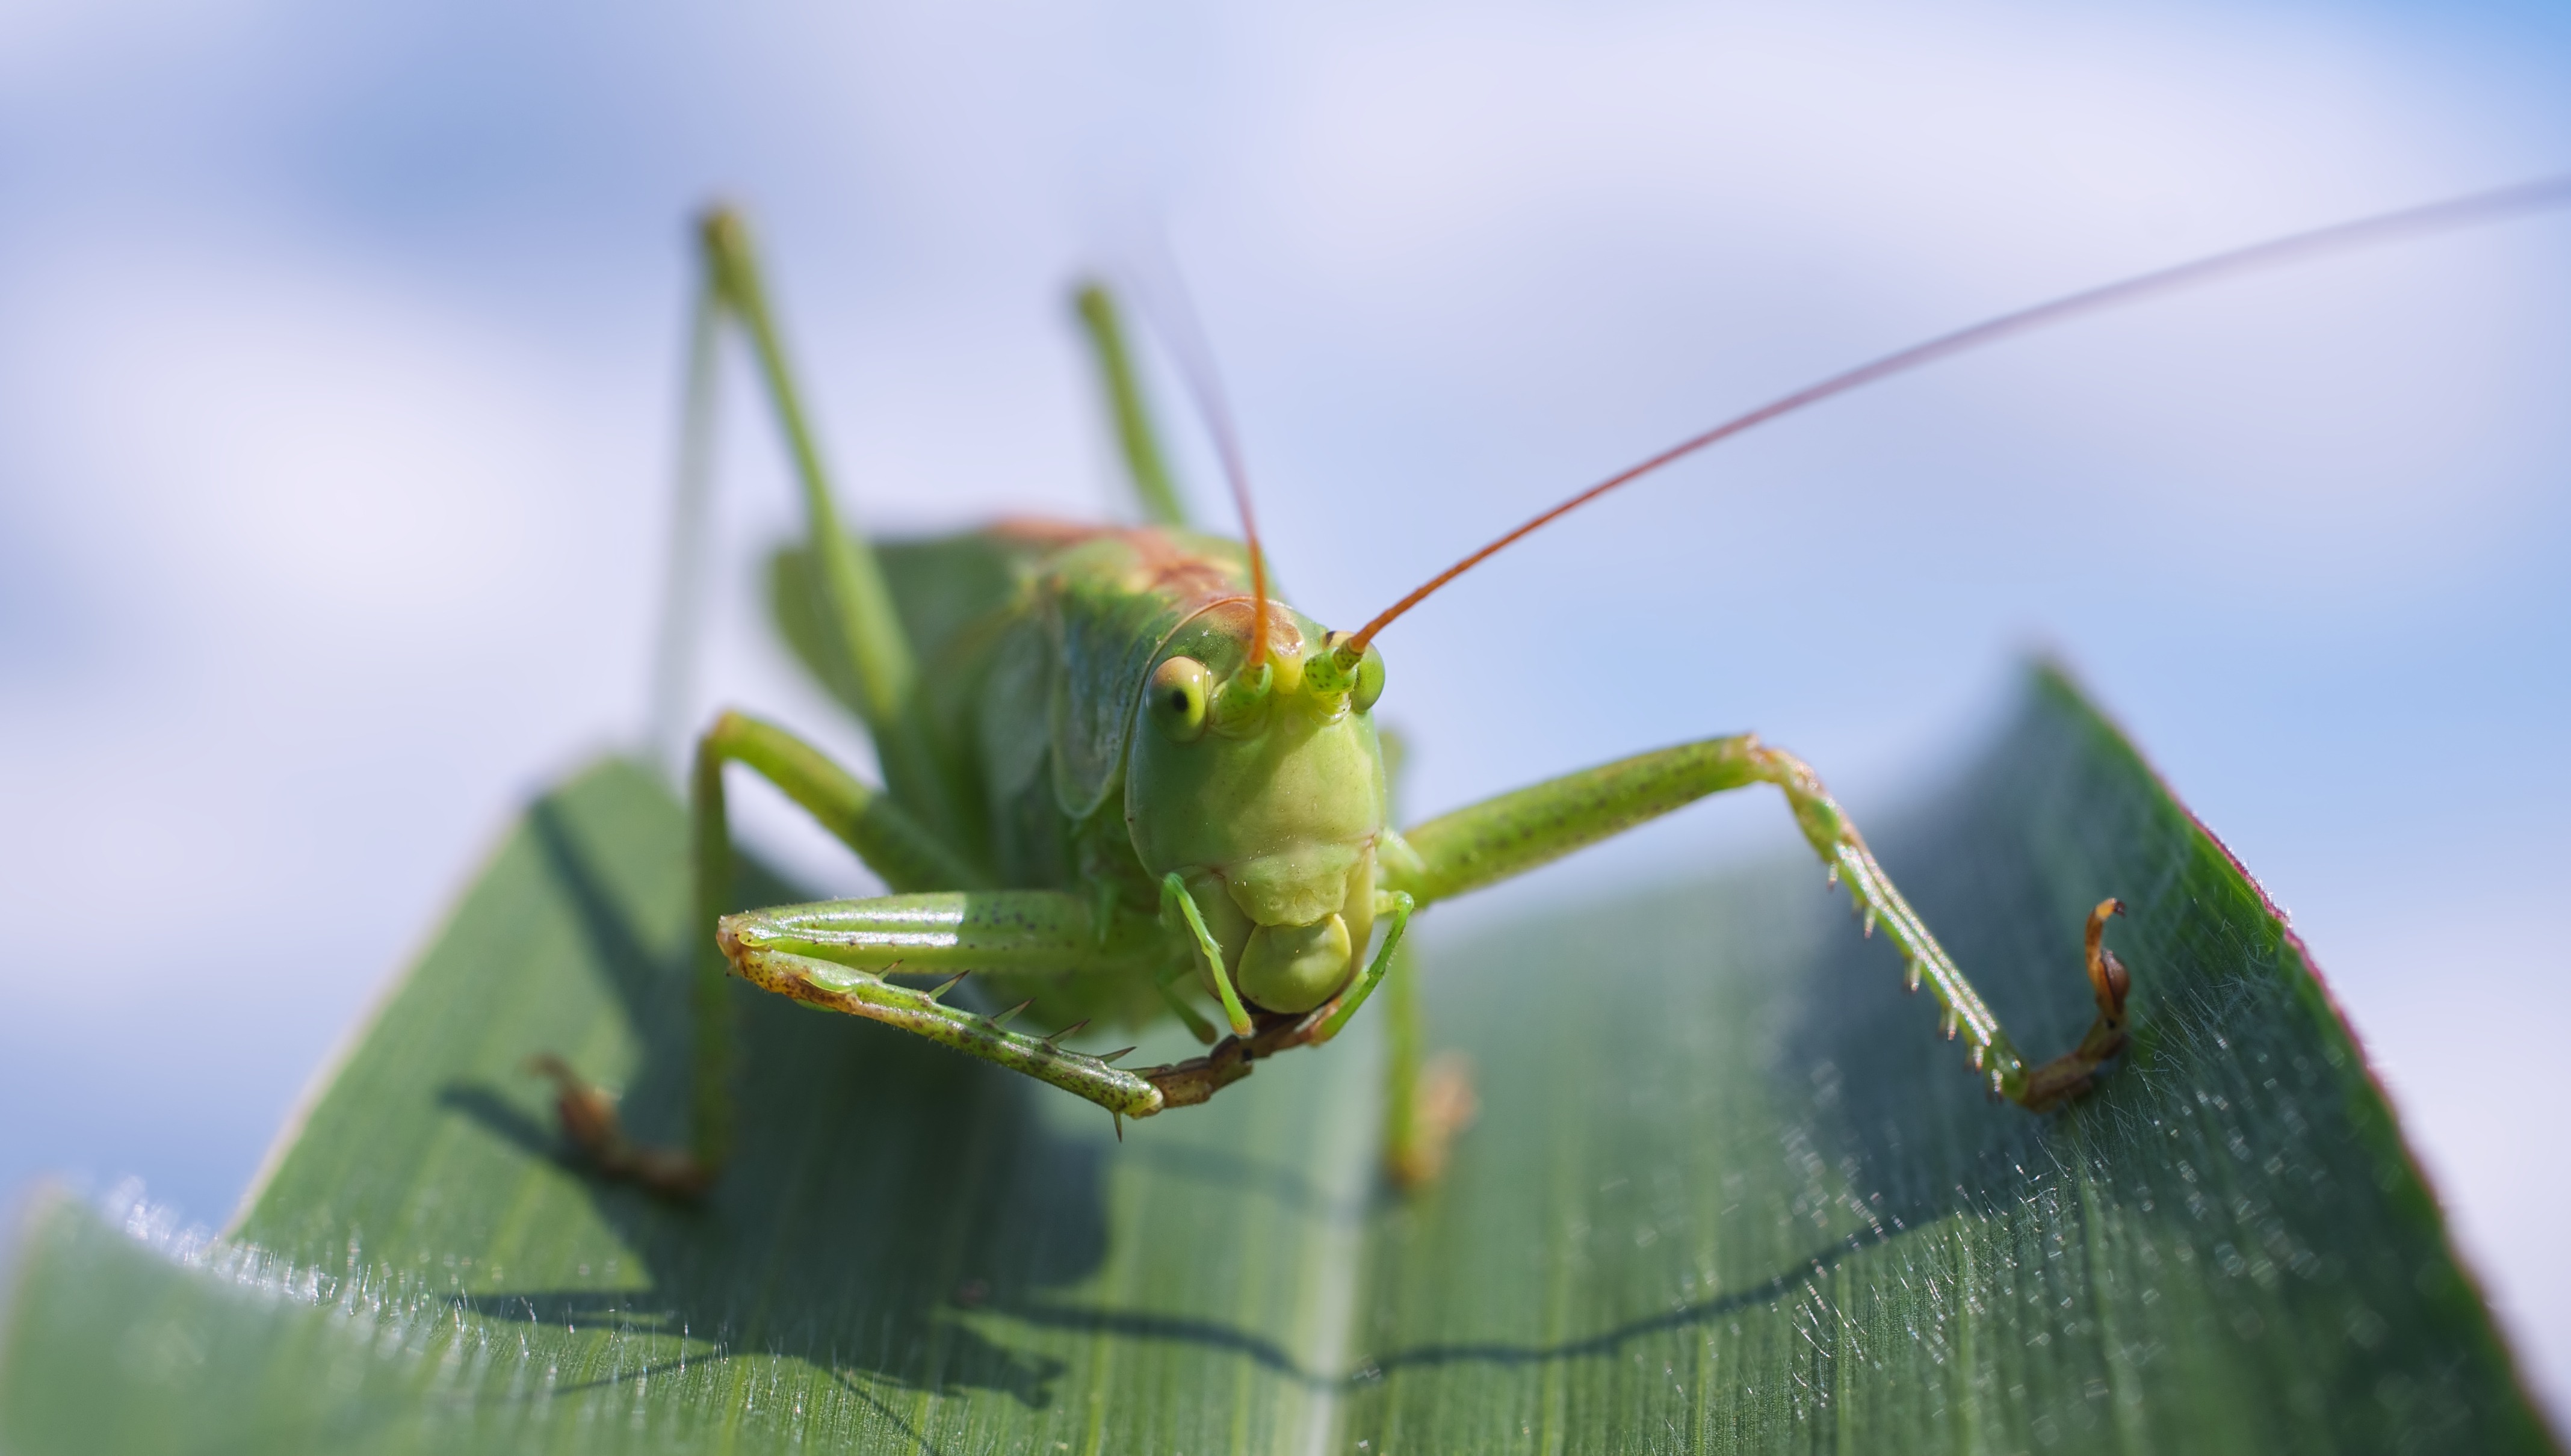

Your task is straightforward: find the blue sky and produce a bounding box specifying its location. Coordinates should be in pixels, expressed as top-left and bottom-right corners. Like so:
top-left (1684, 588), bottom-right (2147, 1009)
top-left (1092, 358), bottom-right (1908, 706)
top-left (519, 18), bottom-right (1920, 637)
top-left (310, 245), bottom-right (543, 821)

top-left (3, 0), bottom-right (2567, 1417)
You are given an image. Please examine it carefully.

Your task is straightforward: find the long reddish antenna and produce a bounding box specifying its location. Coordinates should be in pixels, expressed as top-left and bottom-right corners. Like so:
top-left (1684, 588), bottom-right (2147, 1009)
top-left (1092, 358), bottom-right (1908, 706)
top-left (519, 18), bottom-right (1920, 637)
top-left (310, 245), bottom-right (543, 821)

top-left (1131, 252), bottom-right (1274, 669)
top-left (1345, 173), bottom-right (2571, 655)
top-left (1207, 399), bottom-right (1272, 673)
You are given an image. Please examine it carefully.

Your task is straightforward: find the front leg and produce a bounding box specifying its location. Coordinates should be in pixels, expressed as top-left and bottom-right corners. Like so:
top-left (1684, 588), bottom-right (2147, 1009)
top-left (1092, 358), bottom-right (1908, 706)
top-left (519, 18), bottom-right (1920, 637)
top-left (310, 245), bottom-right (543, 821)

top-left (722, 889), bottom-right (1425, 1120)
top-left (717, 890), bottom-right (1174, 1117)
top-left (1378, 735), bottom-right (2132, 1109)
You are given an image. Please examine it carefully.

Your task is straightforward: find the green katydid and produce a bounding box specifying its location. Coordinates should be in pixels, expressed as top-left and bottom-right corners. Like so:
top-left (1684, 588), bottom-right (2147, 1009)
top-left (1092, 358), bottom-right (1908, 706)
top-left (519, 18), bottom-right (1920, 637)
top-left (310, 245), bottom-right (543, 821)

top-left (536, 177), bottom-right (2571, 1198)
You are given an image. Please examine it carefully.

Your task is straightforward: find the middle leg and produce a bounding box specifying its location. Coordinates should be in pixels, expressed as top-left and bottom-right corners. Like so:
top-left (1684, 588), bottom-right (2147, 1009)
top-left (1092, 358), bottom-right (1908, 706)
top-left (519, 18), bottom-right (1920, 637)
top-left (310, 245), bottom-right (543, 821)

top-left (537, 709), bottom-right (993, 1195)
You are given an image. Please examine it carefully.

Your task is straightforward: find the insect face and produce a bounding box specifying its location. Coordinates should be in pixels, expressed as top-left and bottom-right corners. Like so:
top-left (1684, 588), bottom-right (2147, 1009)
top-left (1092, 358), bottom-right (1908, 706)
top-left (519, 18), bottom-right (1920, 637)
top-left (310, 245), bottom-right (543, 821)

top-left (1127, 600), bottom-right (1391, 1014)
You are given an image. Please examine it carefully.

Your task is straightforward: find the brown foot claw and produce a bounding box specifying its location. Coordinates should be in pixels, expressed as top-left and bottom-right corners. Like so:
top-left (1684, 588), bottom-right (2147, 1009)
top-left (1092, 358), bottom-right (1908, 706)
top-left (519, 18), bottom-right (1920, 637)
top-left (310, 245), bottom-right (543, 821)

top-left (1387, 1053), bottom-right (1478, 1190)
top-left (2016, 898), bottom-right (2135, 1111)
top-left (2084, 897), bottom-right (2133, 1019)
top-left (1136, 1010), bottom-right (1312, 1108)
top-left (525, 1054), bottom-right (713, 1200)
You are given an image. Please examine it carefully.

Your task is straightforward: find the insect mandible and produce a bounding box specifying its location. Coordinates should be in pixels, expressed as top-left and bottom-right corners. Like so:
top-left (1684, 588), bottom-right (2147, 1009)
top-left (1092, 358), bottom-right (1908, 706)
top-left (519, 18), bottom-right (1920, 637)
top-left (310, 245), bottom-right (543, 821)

top-left (533, 177), bottom-right (2571, 1197)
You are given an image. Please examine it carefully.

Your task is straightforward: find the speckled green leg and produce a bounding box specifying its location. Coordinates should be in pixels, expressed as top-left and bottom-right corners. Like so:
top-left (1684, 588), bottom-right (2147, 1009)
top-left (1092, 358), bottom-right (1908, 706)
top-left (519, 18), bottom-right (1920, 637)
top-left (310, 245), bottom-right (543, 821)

top-left (1379, 735), bottom-right (2132, 1109)
top-left (537, 710), bottom-right (989, 1198)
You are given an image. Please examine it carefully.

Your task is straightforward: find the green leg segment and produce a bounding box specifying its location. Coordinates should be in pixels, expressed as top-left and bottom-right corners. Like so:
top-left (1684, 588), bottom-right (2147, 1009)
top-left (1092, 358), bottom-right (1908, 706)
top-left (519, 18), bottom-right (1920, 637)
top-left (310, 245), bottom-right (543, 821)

top-left (1369, 722), bottom-right (1474, 1188)
top-left (537, 711), bottom-right (992, 1197)
top-left (695, 208), bottom-right (959, 844)
top-left (646, 285), bottom-right (722, 776)
top-left (1074, 283), bottom-right (1192, 529)
top-left (1310, 892), bottom-right (1411, 1044)
top-left (719, 890), bottom-right (1172, 1118)
top-left (691, 709), bottom-right (986, 900)
top-left (1375, 939), bottom-right (1478, 1189)
top-left (1162, 872), bottom-right (1255, 1036)
top-left (1152, 961), bottom-right (1222, 1046)
top-left (1380, 734), bottom-right (2132, 1110)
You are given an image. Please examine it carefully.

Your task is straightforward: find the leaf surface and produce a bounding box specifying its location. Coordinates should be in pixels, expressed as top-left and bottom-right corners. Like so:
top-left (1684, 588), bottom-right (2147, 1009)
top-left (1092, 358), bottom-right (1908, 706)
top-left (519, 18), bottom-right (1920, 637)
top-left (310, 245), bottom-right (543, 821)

top-left (2, 668), bottom-right (2551, 1453)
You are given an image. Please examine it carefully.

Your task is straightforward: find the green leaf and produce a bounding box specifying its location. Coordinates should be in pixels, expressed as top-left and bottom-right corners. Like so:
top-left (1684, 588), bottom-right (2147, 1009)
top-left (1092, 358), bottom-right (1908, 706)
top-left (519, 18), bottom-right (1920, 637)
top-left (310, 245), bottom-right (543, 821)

top-left (3, 667), bottom-right (2551, 1452)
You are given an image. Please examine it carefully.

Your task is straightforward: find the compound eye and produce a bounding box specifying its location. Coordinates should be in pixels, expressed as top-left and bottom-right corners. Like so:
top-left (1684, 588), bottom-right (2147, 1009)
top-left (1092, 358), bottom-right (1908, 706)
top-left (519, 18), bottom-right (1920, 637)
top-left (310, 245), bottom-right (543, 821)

top-left (1149, 656), bottom-right (1211, 742)
top-left (1352, 644), bottom-right (1386, 713)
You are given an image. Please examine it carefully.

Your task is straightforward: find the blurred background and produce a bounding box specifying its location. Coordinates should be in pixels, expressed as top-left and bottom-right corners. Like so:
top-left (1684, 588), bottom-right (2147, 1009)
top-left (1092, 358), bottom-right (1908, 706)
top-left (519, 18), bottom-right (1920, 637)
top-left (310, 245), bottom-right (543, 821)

top-left (2, 0), bottom-right (2566, 1422)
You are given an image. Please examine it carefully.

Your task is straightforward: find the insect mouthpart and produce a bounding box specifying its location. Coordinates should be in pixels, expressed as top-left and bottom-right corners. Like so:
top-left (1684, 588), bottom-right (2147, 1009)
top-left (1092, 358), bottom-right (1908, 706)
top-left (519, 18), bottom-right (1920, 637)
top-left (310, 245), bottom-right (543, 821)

top-left (1237, 914), bottom-right (1354, 1011)
top-left (1200, 841), bottom-right (1380, 1014)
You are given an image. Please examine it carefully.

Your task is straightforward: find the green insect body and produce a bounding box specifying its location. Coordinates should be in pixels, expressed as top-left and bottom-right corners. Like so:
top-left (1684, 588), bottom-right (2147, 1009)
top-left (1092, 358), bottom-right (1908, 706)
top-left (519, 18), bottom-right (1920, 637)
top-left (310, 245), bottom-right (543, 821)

top-left (743, 520), bottom-right (1403, 1100)
top-left (548, 187), bottom-right (2560, 1196)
